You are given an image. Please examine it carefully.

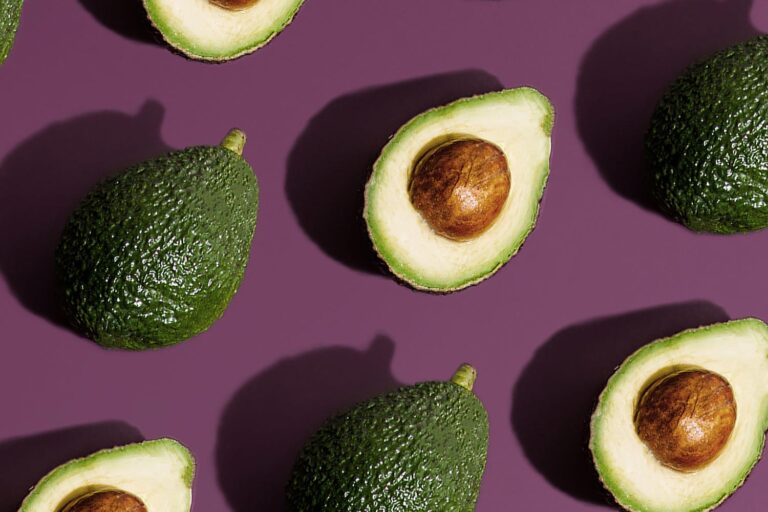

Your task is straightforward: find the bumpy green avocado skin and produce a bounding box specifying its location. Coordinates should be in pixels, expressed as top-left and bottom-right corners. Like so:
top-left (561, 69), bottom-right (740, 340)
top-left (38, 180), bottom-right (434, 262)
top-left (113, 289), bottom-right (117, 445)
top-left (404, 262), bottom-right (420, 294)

top-left (56, 146), bottom-right (258, 350)
top-left (647, 36), bottom-right (768, 233)
top-left (0, 0), bottom-right (23, 64)
top-left (286, 381), bottom-right (489, 512)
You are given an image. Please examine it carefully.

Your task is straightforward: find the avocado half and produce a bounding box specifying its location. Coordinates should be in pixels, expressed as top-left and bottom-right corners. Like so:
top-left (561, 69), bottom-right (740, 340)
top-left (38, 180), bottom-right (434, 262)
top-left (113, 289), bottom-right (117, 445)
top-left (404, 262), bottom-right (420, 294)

top-left (143, 0), bottom-right (304, 61)
top-left (363, 88), bottom-right (554, 292)
top-left (590, 318), bottom-right (768, 512)
top-left (19, 438), bottom-right (194, 511)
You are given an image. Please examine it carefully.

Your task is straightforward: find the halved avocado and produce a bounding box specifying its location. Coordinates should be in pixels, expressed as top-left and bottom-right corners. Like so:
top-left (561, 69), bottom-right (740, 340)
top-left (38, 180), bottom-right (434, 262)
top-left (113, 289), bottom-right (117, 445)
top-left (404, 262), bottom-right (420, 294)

top-left (19, 438), bottom-right (194, 512)
top-left (590, 318), bottom-right (768, 512)
top-left (363, 88), bottom-right (554, 292)
top-left (143, 0), bottom-right (304, 61)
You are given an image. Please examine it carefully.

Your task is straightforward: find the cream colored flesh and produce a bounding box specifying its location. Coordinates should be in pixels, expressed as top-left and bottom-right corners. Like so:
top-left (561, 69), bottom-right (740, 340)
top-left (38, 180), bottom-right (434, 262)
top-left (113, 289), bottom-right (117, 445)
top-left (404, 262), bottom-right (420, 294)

top-left (144, 0), bottom-right (303, 60)
top-left (590, 319), bottom-right (768, 512)
top-left (364, 88), bottom-right (552, 291)
top-left (19, 439), bottom-right (194, 512)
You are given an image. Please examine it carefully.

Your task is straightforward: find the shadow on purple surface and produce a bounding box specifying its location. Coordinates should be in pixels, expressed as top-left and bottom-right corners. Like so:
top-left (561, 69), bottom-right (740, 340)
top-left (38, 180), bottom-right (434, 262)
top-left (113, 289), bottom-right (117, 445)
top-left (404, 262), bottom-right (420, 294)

top-left (576, 0), bottom-right (760, 212)
top-left (216, 335), bottom-right (403, 511)
top-left (0, 421), bottom-right (144, 512)
top-left (0, 101), bottom-right (173, 331)
top-left (77, 0), bottom-right (160, 45)
top-left (286, 70), bottom-right (504, 274)
top-left (511, 301), bottom-right (729, 505)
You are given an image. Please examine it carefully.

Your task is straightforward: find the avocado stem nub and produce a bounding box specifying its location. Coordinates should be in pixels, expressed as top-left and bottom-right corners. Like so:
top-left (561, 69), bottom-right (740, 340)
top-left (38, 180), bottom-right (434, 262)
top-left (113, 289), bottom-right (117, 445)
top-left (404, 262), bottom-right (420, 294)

top-left (221, 128), bottom-right (246, 155)
top-left (451, 363), bottom-right (477, 391)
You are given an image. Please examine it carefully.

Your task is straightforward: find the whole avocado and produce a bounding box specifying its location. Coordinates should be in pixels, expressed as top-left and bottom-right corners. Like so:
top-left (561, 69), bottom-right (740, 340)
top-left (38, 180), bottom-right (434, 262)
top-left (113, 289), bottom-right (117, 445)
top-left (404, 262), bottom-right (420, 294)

top-left (56, 129), bottom-right (258, 350)
top-left (0, 0), bottom-right (23, 64)
top-left (647, 36), bottom-right (768, 233)
top-left (286, 364), bottom-right (488, 512)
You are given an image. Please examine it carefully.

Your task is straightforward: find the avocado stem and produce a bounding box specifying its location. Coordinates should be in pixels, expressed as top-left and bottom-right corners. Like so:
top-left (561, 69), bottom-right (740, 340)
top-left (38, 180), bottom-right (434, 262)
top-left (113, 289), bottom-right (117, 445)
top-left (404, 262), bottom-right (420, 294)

top-left (221, 129), bottom-right (246, 155)
top-left (451, 363), bottom-right (477, 392)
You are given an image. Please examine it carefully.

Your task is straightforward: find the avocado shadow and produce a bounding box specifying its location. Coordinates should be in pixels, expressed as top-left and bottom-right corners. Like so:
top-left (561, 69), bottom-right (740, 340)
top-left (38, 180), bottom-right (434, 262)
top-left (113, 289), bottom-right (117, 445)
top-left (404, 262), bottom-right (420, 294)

top-left (575, 0), bottom-right (760, 210)
top-left (216, 335), bottom-right (403, 512)
top-left (0, 421), bottom-right (143, 512)
top-left (511, 301), bottom-right (730, 505)
top-left (285, 70), bottom-right (504, 274)
top-left (0, 101), bottom-right (173, 330)
top-left (77, 0), bottom-right (160, 45)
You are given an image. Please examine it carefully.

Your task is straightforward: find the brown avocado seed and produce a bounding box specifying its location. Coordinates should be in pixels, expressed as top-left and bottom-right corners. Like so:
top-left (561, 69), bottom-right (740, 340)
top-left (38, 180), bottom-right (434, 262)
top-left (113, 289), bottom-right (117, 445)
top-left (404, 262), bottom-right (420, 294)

top-left (62, 490), bottom-right (147, 512)
top-left (209, 0), bottom-right (259, 11)
top-left (635, 369), bottom-right (736, 472)
top-left (409, 138), bottom-right (510, 241)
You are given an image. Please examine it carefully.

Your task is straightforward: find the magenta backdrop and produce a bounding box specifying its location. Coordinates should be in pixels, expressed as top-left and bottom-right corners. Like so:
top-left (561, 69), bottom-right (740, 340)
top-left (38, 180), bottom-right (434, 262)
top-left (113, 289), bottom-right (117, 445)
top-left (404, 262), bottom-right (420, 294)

top-left (2, 1), bottom-right (768, 510)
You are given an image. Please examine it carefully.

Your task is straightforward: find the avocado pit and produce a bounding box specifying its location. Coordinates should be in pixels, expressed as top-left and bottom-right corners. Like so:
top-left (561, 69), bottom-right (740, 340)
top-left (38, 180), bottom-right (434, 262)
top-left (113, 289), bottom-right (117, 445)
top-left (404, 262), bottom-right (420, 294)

top-left (409, 138), bottom-right (510, 241)
top-left (209, 0), bottom-right (259, 11)
top-left (634, 369), bottom-right (736, 472)
top-left (62, 490), bottom-right (147, 512)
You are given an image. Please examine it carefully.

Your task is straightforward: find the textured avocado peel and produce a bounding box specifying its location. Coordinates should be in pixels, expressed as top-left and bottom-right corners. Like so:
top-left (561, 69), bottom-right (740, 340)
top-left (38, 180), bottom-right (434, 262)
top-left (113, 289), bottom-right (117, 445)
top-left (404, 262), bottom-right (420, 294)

top-left (647, 36), bottom-right (768, 233)
top-left (56, 129), bottom-right (259, 350)
top-left (286, 364), bottom-right (489, 511)
top-left (0, 0), bottom-right (23, 64)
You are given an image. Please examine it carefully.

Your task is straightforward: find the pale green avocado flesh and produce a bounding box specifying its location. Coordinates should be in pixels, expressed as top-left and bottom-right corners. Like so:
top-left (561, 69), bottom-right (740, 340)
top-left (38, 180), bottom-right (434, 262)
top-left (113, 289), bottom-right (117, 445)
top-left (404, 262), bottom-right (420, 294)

top-left (19, 438), bottom-right (195, 512)
top-left (590, 318), bottom-right (768, 512)
top-left (363, 88), bottom-right (554, 292)
top-left (0, 0), bottom-right (23, 64)
top-left (143, 0), bottom-right (305, 61)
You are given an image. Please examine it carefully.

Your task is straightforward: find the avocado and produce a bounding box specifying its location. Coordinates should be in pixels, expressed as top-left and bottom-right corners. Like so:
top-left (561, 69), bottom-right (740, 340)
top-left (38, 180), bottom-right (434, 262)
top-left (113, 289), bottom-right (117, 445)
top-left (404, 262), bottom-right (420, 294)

top-left (590, 318), bottom-right (768, 512)
top-left (647, 36), bottom-right (768, 233)
top-left (19, 438), bottom-right (194, 512)
top-left (0, 0), bottom-right (23, 64)
top-left (286, 364), bottom-right (488, 512)
top-left (143, 0), bottom-right (304, 61)
top-left (363, 88), bottom-right (554, 292)
top-left (56, 129), bottom-right (259, 350)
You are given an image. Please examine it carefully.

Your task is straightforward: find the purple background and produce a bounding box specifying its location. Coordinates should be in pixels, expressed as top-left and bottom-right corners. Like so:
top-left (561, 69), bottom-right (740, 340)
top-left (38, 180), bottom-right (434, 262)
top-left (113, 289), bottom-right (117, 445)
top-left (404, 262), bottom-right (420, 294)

top-left (1, 0), bottom-right (768, 510)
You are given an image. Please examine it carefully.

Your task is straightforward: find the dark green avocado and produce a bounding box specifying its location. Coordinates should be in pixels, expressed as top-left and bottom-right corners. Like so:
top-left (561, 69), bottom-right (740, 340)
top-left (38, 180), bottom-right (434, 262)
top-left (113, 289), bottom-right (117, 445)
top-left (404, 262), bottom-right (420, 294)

top-left (56, 129), bottom-right (258, 350)
top-left (647, 36), bottom-right (768, 233)
top-left (286, 364), bottom-right (489, 512)
top-left (0, 0), bottom-right (23, 64)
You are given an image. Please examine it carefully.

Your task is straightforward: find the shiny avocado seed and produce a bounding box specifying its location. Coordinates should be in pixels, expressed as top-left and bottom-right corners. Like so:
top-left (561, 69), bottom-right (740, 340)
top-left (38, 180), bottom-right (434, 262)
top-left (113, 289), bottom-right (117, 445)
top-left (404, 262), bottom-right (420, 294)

top-left (635, 369), bottom-right (736, 472)
top-left (409, 138), bottom-right (510, 241)
top-left (62, 490), bottom-right (147, 512)
top-left (209, 0), bottom-right (258, 11)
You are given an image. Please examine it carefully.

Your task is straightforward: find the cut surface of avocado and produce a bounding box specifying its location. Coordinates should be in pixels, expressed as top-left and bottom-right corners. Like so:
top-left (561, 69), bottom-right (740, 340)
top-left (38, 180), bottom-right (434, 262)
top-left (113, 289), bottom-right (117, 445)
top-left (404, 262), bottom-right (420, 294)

top-left (143, 0), bottom-right (304, 61)
top-left (19, 438), bottom-right (194, 512)
top-left (364, 88), bottom-right (553, 292)
top-left (590, 318), bottom-right (768, 512)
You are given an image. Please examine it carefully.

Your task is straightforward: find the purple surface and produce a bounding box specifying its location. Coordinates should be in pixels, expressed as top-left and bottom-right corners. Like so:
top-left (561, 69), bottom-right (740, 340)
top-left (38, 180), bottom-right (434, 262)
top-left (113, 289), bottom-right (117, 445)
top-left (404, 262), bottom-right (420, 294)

top-left (2, 0), bottom-right (768, 510)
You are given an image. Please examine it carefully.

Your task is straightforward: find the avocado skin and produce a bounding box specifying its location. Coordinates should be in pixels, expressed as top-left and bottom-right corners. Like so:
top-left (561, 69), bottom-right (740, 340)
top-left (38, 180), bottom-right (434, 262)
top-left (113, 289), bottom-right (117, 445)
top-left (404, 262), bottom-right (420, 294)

top-left (647, 36), bottom-right (768, 233)
top-left (55, 146), bottom-right (258, 350)
top-left (0, 0), bottom-right (23, 64)
top-left (286, 381), bottom-right (488, 512)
